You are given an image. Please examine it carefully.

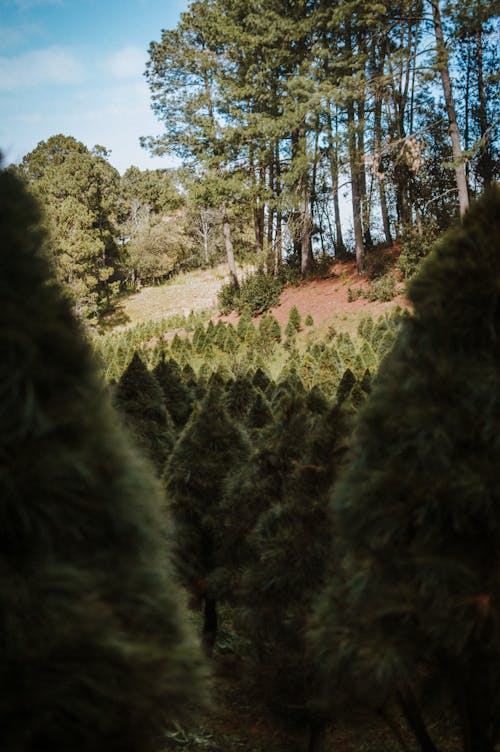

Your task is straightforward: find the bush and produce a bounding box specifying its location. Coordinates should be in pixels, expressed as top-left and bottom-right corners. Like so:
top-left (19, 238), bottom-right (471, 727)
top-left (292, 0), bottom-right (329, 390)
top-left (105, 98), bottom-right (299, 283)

top-left (218, 270), bottom-right (283, 316)
top-left (397, 221), bottom-right (440, 279)
top-left (367, 273), bottom-right (397, 302)
top-left (237, 270), bottom-right (283, 315)
top-left (365, 247), bottom-right (394, 280)
top-left (217, 280), bottom-right (240, 314)
top-left (347, 287), bottom-right (364, 302)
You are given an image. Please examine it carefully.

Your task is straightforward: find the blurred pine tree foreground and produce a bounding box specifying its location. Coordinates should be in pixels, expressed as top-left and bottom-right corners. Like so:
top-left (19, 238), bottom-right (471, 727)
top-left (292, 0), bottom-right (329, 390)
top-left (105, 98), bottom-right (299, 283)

top-left (1, 163), bottom-right (500, 752)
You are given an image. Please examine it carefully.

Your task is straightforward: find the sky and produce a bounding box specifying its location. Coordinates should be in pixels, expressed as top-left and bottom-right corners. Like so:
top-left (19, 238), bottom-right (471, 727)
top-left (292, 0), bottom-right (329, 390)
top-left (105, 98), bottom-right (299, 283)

top-left (0, 0), bottom-right (189, 174)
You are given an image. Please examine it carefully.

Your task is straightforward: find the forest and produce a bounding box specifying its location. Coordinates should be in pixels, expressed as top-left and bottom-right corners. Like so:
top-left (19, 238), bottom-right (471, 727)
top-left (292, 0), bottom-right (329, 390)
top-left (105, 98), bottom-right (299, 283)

top-left (2, 0), bottom-right (500, 751)
top-left (9, 0), bottom-right (499, 324)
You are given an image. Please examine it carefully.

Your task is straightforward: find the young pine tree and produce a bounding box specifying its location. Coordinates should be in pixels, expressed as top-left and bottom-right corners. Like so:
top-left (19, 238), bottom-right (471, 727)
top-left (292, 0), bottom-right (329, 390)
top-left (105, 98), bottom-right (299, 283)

top-left (0, 168), bottom-right (206, 752)
top-left (113, 351), bottom-right (176, 473)
top-left (237, 399), bottom-right (352, 752)
top-left (164, 381), bottom-right (251, 656)
top-left (153, 356), bottom-right (194, 430)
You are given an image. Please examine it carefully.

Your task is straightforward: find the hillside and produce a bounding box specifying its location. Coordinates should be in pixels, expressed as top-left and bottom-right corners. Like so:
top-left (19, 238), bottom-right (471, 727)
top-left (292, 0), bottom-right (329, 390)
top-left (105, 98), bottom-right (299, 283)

top-left (107, 257), bottom-right (409, 334)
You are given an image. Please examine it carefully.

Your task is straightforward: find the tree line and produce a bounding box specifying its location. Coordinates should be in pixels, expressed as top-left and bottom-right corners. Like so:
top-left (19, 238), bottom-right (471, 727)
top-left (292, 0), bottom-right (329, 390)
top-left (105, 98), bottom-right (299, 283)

top-left (143, 0), bottom-right (499, 276)
top-left (10, 134), bottom-right (253, 322)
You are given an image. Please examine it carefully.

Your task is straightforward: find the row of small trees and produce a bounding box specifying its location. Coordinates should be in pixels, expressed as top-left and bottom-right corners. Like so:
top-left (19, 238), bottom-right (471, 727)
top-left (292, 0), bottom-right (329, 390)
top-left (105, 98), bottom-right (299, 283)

top-left (95, 305), bottom-right (402, 393)
top-left (111, 345), bottom-right (369, 752)
top-left (108, 187), bottom-right (500, 752)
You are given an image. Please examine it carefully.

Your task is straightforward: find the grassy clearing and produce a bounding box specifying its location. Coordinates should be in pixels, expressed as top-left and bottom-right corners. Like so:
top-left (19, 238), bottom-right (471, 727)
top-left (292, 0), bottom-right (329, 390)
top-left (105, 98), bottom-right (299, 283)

top-left (103, 264), bottom-right (230, 330)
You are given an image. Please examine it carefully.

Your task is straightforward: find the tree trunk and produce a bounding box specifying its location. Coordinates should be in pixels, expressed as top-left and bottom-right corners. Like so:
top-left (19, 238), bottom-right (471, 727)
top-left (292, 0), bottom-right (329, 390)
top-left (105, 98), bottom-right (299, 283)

top-left (201, 596), bottom-right (218, 658)
top-left (429, 0), bottom-right (469, 216)
top-left (355, 66), bottom-right (373, 248)
top-left (347, 100), bottom-right (365, 273)
top-left (327, 106), bottom-right (346, 256)
top-left (274, 140), bottom-right (283, 270)
top-left (307, 719), bottom-right (327, 752)
top-left (397, 689), bottom-right (439, 752)
top-left (301, 182), bottom-right (314, 277)
top-left (373, 78), bottom-right (393, 247)
top-left (345, 22), bottom-right (365, 273)
top-left (476, 28), bottom-right (493, 186)
top-left (221, 205), bottom-right (239, 288)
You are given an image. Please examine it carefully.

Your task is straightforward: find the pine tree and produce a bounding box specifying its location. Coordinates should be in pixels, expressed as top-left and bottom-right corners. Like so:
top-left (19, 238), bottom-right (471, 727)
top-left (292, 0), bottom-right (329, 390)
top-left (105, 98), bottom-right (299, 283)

top-left (114, 351), bottom-right (176, 473)
top-left (153, 356), bottom-right (194, 430)
top-left (223, 375), bottom-right (257, 423)
top-left (246, 388), bottom-right (273, 432)
top-left (0, 168), bottom-right (206, 752)
top-left (164, 381), bottom-right (251, 656)
top-left (220, 386), bottom-right (314, 595)
top-left (287, 304), bottom-right (302, 333)
top-left (311, 189), bottom-right (500, 752)
top-left (252, 366), bottom-right (272, 393)
top-left (237, 398), bottom-right (352, 752)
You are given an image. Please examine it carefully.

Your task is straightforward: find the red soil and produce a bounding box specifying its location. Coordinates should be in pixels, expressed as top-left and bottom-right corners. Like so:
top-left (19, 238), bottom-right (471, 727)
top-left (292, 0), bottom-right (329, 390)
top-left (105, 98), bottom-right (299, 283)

top-left (219, 256), bottom-right (410, 330)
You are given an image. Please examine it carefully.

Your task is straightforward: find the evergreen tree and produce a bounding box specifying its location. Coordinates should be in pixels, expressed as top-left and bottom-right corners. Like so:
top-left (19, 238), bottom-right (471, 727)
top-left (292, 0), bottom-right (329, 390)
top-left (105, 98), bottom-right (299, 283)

top-left (153, 356), bottom-right (194, 430)
top-left (17, 135), bottom-right (122, 321)
top-left (164, 381), bottom-right (251, 656)
top-left (311, 189), bottom-right (500, 752)
top-left (287, 304), bottom-right (302, 333)
top-left (223, 375), bottom-right (257, 423)
top-left (0, 168), bottom-right (205, 752)
top-left (246, 388), bottom-right (274, 432)
top-left (237, 399), bottom-right (352, 752)
top-left (113, 351), bottom-right (176, 473)
top-left (252, 366), bottom-right (272, 393)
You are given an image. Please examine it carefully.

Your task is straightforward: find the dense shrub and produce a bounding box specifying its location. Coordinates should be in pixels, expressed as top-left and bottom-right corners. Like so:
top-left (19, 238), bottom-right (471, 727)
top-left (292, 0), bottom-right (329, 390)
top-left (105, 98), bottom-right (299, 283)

top-left (218, 270), bottom-right (283, 316)
top-left (366, 272), bottom-right (397, 302)
top-left (397, 220), bottom-right (440, 279)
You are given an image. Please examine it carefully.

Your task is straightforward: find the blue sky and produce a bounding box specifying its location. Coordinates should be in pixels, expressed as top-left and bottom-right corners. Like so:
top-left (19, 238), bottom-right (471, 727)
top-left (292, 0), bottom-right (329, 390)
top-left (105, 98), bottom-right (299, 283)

top-left (0, 0), bottom-right (189, 173)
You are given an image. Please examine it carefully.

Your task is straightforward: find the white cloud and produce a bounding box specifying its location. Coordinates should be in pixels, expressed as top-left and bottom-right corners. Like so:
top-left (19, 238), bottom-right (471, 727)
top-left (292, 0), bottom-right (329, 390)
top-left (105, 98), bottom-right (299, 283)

top-left (0, 46), bottom-right (85, 90)
top-left (107, 45), bottom-right (146, 80)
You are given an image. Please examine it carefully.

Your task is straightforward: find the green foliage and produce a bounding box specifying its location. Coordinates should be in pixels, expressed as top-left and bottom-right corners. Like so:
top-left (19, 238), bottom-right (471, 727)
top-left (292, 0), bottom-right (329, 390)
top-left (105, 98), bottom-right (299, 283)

top-left (17, 135), bottom-right (122, 322)
top-left (348, 275), bottom-right (398, 304)
top-left (287, 305), bottom-right (302, 332)
top-left (125, 219), bottom-right (195, 286)
top-left (305, 313), bottom-right (314, 326)
top-left (347, 286), bottom-right (364, 302)
top-left (235, 399), bottom-right (351, 726)
top-left (217, 279), bottom-right (240, 314)
top-left (236, 309), bottom-right (253, 340)
top-left (311, 188), bottom-right (500, 748)
top-left (367, 273), bottom-right (397, 302)
top-left (218, 270), bottom-right (283, 317)
top-left (0, 168), bottom-right (206, 750)
top-left (153, 356), bottom-right (194, 429)
top-left (164, 381), bottom-right (251, 608)
top-left (113, 351), bottom-right (175, 472)
top-left (365, 247), bottom-right (394, 280)
top-left (397, 221), bottom-right (441, 279)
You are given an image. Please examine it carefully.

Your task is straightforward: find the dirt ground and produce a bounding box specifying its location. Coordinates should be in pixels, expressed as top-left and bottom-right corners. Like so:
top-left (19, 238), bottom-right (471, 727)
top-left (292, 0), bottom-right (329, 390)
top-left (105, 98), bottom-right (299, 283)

top-left (219, 256), bottom-right (410, 334)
